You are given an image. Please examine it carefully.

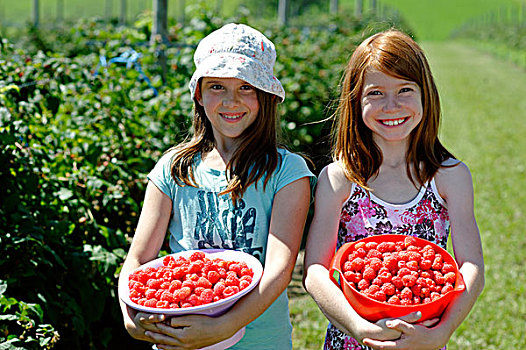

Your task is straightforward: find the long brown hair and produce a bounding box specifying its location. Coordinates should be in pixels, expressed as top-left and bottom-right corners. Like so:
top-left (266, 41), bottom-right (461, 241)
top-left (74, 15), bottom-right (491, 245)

top-left (333, 29), bottom-right (455, 189)
top-left (169, 84), bottom-right (281, 203)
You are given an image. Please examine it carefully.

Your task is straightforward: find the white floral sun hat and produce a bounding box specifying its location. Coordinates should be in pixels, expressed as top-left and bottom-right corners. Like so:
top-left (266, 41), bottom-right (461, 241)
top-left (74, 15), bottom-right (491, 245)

top-left (189, 23), bottom-right (285, 102)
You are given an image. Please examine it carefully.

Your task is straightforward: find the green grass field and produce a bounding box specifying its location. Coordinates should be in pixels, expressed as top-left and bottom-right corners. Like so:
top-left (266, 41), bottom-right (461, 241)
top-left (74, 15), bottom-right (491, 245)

top-left (290, 40), bottom-right (526, 349)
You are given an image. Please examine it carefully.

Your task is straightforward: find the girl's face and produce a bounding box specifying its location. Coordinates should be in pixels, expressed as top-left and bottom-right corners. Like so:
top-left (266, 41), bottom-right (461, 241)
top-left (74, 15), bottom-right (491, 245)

top-left (197, 77), bottom-right (260, 146)
top-left (360, 69), bottom-right (423, 145)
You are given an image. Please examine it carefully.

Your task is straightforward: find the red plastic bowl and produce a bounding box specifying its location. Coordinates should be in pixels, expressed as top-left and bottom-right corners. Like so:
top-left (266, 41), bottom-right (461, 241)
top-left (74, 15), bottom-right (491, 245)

top-left (329, 234), bottom-right (465, 322)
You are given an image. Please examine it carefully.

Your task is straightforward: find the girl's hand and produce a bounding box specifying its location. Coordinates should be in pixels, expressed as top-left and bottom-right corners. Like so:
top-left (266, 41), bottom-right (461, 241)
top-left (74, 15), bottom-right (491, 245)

top-left (123, 306), bottom-right (167, 343)
top-left (364, 311), bottom-right (423, 344)
top-left (145, 314), bottom-right (238, 350)
top-left (363, 312), bottom-right (445, 350)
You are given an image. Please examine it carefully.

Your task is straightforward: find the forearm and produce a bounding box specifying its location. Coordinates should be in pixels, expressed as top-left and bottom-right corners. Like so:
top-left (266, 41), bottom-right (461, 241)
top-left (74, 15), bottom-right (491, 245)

top-left (304, 264), bottom-right (393, 342)
top-left (220, 244), bottom-right (297, 331)
top-left (434, 261), bottom-right (485, 339)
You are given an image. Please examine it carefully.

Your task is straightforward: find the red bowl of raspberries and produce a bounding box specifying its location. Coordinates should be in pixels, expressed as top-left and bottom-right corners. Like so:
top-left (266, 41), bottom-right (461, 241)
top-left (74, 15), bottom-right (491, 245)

top-left (120, 249), bottom-right (263, 317)
top-left (329, 234), bottom-right (465, 322)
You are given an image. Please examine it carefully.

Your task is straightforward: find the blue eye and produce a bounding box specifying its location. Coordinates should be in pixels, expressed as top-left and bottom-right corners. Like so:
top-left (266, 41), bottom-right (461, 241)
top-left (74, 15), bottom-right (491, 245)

top-left (400, 87), bottom-right (414, 93)
top-left (367, 90), bottom-right (382, 96)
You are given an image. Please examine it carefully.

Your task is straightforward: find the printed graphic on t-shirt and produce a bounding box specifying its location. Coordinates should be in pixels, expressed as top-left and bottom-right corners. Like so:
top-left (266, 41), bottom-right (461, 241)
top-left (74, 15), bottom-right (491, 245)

top-left (194, 189), bottom-right (264, 261)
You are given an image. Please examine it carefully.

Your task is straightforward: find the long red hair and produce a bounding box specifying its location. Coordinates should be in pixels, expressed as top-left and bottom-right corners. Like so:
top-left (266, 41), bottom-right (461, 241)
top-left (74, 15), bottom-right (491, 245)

top-left (332, 29), bottom-right (455, 189)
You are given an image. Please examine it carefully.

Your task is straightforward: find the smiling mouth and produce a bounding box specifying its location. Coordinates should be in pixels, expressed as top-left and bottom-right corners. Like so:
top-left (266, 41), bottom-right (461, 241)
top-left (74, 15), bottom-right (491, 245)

top-left (380, 117), bottom-right (408, 126)
top-left (220, 112), bottom-right (245, 120)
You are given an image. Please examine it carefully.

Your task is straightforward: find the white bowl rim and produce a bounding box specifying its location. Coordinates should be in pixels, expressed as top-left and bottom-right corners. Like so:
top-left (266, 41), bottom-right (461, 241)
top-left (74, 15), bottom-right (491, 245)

top-left (119, 248), bottom-right (263, 315)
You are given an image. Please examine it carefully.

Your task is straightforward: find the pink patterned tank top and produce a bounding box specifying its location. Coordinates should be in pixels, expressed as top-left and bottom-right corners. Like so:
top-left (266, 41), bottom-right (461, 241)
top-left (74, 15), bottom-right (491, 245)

top-left (324, 179), bottom-right (450, 350)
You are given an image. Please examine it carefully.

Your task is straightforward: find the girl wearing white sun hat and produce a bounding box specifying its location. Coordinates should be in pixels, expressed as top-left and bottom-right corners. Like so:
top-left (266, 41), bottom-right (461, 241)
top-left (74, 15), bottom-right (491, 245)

top-left (119, 23), bottom-right (315, 350)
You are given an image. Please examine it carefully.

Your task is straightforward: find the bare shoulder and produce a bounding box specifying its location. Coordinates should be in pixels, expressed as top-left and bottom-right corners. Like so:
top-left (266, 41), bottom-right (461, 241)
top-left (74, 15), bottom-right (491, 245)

top-left (318, 162), bottom-right (352, 199)
top-left (435, 159), bottom-right (474, 201)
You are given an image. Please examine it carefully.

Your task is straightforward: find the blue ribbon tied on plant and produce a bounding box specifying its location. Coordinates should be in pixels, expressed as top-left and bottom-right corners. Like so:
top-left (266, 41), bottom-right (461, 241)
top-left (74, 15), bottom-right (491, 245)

top-left (94, 49), bottom-right (158, 97)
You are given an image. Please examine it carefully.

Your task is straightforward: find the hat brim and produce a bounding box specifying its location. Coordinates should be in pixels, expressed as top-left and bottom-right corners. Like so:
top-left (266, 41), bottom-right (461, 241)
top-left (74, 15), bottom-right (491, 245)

top-left (189, 52), bottom-right (285, 102)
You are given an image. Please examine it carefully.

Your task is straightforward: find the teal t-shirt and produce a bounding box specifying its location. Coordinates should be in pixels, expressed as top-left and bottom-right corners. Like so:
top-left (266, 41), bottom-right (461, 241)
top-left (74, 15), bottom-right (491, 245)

top-left (147, 147), bottom-right (315, 349)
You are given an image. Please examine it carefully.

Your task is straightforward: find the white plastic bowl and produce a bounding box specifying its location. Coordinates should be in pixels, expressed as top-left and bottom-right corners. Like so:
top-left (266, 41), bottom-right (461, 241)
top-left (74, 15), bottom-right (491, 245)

top-left (119, 248), bottom-right (263, 316)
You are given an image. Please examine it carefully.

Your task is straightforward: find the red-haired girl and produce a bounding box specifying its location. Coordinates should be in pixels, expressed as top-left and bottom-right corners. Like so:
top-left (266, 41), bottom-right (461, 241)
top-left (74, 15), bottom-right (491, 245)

top-left (303, 29), bottom-right (484, 350)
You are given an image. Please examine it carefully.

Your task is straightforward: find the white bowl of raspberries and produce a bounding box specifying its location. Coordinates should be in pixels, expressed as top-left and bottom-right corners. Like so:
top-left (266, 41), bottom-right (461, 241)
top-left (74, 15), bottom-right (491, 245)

top-left (120, 249), bottom-right (263, 316)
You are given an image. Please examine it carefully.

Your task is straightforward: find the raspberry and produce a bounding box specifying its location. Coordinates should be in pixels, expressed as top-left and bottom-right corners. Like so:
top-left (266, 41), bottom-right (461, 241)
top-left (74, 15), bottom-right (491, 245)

top-left (378, 271), bottom-right (392, 283)
top-left (402, 274), bottom-right (417, 287)
top-left (225, 274), bottom-right (240, 287)
top-left (397, 267), bottom-right (411, 278)
top-left (355, 242), bottom-right (366, 250)
top-left (441, 263), bottom-right (455, 274)
top-left (406, 260), bottom-right (419, 271)
top-left (146, 279), bottom-right (163, 289)
top-left (444, 272), bottom-right (456, 284)
top-left (213, 281), bottom-right (226, 296)
top-left (441, 283), bottom-right (454, 294)
top-left (144, 299), bottom-right (157, 307)
top-left (240, 275), bottom-right (253, 283)
top-left (366, 241), bottom-right (380, 250)
top-left (182, 280), bottom-right (196, 291)
top-left (369, 258), bottom-right (383, 271)
top-left (367, 249), bottom-right (382, 259)
top-left (169, 280), bottom-right (182, 292)
top-left (391, 276), bottom-right (404, 289)
top-left (189, 251), bottom-right (206, 261)
top-left (239, 280), bottom-right (251, 290)
top-left (419, 259), bottom-right (432, 270)
top-left (363, 267), bottom-right (376, 281)
top-left (229, 263), bottom-right (242, 275)
top-left (176, 287), bottom-right (192, 300)
top-left (433, 271), bottom-right (446, 285)
top-left (355, 247), bottom-right (367, 258)
top-left (401, 287), bottom-right (413, 300)
top-left (240, 267), bottom-right (254, 277)
top-left (377, 241), bottom-right (395, 253)
top-left (199, 289), bottom-right (214, 303)
top-left (404, 236), bottom-right (417, 248)
top-left (197, 277), bottom-right (212, 289)
top-left (223, 286), bottom-right (240, 298)
top-left (207, 271), bottom-right (220, 284)
top-left (129, 290), bottom-right (142, 300)
top-left (357, 279), bottom-right (370, 291)
top-left (350, 257), bottom-right (365, 271)
top-left (381, 283), bottom-right (396, 296)
top-left (160, 291), bottom-right (175, 303)
top-left (387, 295), bottom-right (401, 304)
top-left (430, 292), bottom-right (441, 301)
top-left (383, 256), bottom-right (398, 272)
top-left (163, 255), bottom-right (175, 267)
top-left (189, 261), bottom-right (204, 274)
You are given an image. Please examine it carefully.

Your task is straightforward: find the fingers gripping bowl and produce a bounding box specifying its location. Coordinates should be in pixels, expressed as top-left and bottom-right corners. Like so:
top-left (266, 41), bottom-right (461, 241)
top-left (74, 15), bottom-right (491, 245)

top-left (329, 234), bottom-right (465, 322)
top-left (119, 249), bottom-right (263, 349)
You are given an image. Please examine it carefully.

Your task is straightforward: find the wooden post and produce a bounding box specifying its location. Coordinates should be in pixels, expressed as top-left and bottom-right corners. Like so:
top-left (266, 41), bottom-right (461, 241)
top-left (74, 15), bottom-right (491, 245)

top-left (57, 0), bottom-right (64, 23)
top-left (179, 0), bottom-right (185, 25)
top-left (355, 0), bottom-right (363, 18)
top-left (371, 0), bottom-right (377, 14)
top-left (278, 0), bottom-right (288, 25)
top-left (105, 0), bottom-right (113, 21)
top-left (216, 0), bottom-right (223, 16)
top-left (152, 0), bottom-right (168, 83)
top-left (33, 0), bottom-right (39, 27)
top-left (152, 0), bottom-right (168, 42)
top-left (330, 0), bottom-right (338, 14)
top-left (120, 0), bottom-right (127, 25)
